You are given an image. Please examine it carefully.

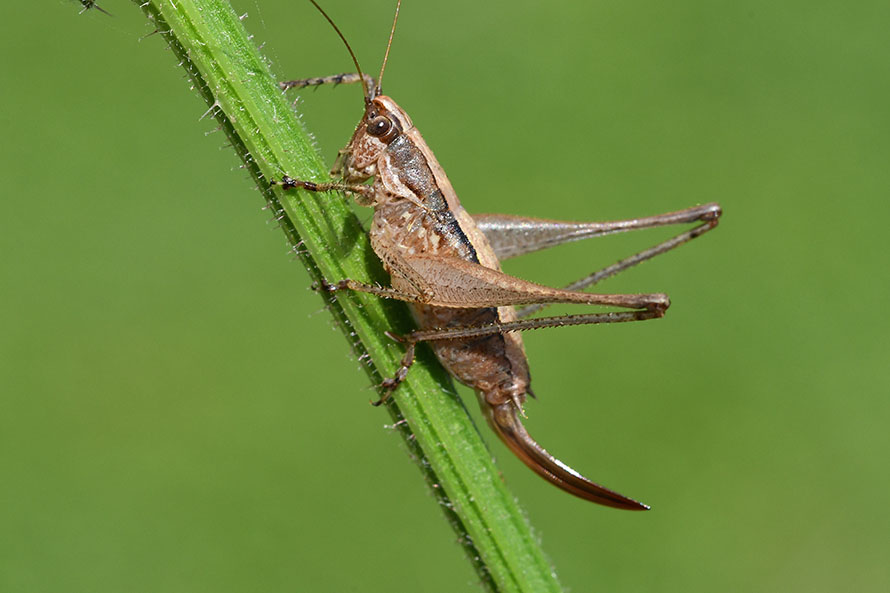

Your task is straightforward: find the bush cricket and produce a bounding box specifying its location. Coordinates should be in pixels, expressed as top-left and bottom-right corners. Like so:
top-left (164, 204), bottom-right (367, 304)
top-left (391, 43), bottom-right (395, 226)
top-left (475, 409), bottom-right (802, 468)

top-left (276, 0), bottom-right (721, 510)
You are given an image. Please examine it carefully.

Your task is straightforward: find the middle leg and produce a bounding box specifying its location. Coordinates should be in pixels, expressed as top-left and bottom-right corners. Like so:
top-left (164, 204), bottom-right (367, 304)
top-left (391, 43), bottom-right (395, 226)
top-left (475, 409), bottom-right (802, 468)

top-left (372, 307), bottom-right (663, 404)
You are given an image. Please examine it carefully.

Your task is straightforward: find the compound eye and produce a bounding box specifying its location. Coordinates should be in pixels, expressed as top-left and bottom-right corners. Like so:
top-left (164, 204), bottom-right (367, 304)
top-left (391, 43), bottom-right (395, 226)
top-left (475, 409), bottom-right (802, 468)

top-left (367, 115), bottom-right (394, 138)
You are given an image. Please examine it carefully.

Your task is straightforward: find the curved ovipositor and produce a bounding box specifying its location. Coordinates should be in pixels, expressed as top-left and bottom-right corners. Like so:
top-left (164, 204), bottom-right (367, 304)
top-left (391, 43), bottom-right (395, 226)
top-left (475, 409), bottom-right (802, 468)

top-left (484, 401), bottom-right (650, 511)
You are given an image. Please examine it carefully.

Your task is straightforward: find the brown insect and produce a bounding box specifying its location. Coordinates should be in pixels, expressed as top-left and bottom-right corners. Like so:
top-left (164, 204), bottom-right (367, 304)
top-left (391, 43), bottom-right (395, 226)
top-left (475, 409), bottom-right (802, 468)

top-left (276, 0), bottom-right (721, 510)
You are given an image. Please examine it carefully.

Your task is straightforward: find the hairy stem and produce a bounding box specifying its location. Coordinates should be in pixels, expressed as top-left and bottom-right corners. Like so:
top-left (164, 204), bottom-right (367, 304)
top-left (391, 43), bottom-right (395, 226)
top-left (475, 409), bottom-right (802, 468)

top-left (130, 1), bottom-right (562, 591)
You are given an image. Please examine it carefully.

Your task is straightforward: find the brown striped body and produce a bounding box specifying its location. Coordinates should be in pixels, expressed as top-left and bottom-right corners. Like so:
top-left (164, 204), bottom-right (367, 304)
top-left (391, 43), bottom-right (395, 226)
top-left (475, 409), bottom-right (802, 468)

top-left (365, 111), bottom-right (530, 408)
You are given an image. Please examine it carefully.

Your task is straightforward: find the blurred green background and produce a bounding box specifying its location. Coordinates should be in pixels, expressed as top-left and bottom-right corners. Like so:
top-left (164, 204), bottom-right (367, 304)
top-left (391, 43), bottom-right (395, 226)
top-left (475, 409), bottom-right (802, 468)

top-left (2, 1), bottom-right (888, 591)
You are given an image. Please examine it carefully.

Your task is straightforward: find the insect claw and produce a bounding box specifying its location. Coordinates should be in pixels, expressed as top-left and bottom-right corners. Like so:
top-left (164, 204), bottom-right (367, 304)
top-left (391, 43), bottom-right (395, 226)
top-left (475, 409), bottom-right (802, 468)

top-left (371, 384), bottom-right (395, 406)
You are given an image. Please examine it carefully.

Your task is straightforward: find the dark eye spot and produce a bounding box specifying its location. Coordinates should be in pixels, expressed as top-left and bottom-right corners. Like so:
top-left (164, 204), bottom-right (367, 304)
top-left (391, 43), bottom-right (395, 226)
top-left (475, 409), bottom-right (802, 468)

top-left (367, 116), bottom-right (393, 138)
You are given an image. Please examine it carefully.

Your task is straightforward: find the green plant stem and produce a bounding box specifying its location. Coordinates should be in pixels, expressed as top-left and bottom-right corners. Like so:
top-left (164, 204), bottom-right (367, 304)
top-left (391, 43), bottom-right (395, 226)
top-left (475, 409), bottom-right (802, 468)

top-left (131, 1), bottom-right (562, 591)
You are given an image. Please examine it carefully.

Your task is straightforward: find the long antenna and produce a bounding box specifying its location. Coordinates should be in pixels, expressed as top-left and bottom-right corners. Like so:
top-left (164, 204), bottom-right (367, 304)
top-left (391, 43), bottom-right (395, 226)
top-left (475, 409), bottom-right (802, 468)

top-left (376, 0), bottom-right (402, 97)
top-left (308, 0), bottom-right (371, 102)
